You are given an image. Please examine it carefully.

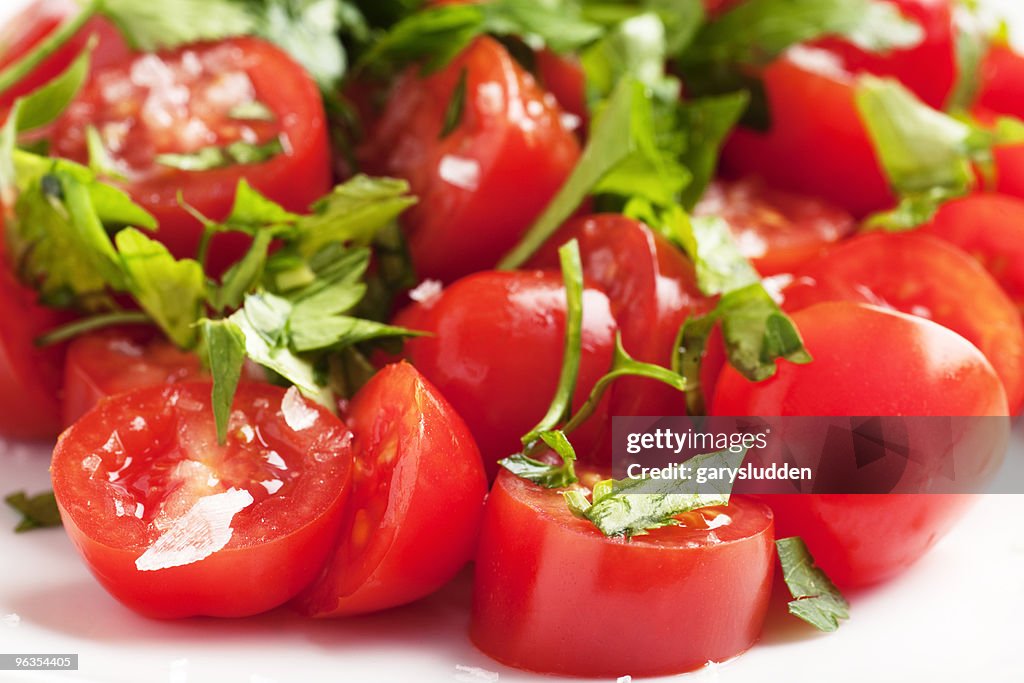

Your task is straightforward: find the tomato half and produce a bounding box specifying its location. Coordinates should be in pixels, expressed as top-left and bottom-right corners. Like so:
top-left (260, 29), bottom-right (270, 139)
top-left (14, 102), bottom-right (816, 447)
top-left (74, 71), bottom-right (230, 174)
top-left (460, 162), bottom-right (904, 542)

top-left (51, 37), bottom-right (332, 273)
top-left (359, 37), bottom-right (580, 282)
top-left (977, 45), bottom-right (1024, 119)
top-left (52, 382), bottom-right (353, 618)
top-left (296, 362), bottom-right (487, 616)
top-left (695, 178), bottom-right (857, 275)
top-left (721, 50), bottom-right (895, 217)
top-left (393, 270), bottom-right (617, 477)
top-left (471, 472), bottom-right (775, 677)
top-left (712, 302), bottom-right (1006, 587)
top-left (781, 232), bottom-right (1024, 413)
top-left (920, 193), bottom-right (1024, 311)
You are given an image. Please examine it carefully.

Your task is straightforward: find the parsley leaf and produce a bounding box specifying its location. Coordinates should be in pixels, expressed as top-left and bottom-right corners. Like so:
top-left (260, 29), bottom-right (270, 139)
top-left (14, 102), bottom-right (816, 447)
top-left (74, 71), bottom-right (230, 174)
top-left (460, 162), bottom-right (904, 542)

top-left (200, 319), bottom-right (248, 444)
top-left (499, 430), bottom-right (579, 489)
top-left (5, 490), bottom-right (62, 533)
top-left (156, 137), bottom-right (285, 172)
top-left (776, 536), bottom-right (850, 632)
top-left (15, 37), bottom-right (94, 134)
top-left (100, 0), bottom-right (256, 51)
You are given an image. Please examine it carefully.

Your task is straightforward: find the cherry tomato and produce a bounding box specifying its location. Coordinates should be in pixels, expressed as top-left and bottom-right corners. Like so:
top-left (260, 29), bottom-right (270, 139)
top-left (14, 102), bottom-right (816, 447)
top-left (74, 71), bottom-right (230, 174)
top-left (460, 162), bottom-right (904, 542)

top-left (471, 471), bottom-right (775, 677)
top-left (296, 362), bottom-right (487, 616)
top-left (920, 193), bottom-right (1024, 311)
top-left (695, 178), bottom-right (857, 275)
top-left (393, 270), bottom-right (617, 477)
top-left (0, 0), bottom-right (131, 111)
top-left (359, 37), bottom-right (580, 282)
top-left (977, 45), bottom-right (1024, 119)
top-left (712, 302), bottom-right (1007, 587)
top-left (721, 50), bottom-right (895, 217)
top-left (993, 143), bottom-right (1024, 202)
top-left (529, 214), bottom-right (713, 463)
top-left (51, 382), bottom-right (353, 618)
top-left (61, 329), bottom-right (205, 427)
top-left (535, 49), bottom-right (587, 130)
top-left (781, 232), bottom-right (1024, 413)
top-left (51, 38), bottom-right (332, 274)
top-left (814, 0), bottom-right (957, 109)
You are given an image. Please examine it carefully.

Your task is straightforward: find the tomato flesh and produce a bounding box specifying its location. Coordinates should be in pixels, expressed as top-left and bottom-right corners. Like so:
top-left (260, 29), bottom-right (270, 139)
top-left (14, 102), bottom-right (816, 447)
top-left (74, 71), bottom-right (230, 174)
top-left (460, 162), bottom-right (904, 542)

top-left (52, 382), bottom-right (353, 618)
top-left (471, 472), bottom-right (775, 677)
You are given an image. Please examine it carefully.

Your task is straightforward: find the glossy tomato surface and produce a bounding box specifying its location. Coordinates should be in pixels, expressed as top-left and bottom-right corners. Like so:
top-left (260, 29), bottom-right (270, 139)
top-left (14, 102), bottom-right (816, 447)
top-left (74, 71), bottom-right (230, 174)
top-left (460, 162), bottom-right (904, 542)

top-left (394, 270), bottom-right (617, 477)
top-left (52, 382), bottom-right (353, 618)
top-left (695, 178), bottom-right (856, 275)
top-left (471, 472), bottom-right (775, 677)
top-left (359, 37), bottom-right (580, 282)
top-left (781, 232), bottom-right (1024, 413)
top-left (712, 302), bottom-right (1007, 587)
top-left (297, 363), bottom-right (487, 617)
top-left (51, 37), bottom-right (331, 273)
top-left (978, 45), bottom-right (1024, 119)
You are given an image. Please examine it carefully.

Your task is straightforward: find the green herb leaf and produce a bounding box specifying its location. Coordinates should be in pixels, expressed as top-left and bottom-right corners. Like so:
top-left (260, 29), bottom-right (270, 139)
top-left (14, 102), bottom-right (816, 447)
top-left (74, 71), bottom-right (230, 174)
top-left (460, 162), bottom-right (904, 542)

top-left (200, 319), bottom-right (248, 445)
top-left (100, 0), bottom-right (257, 51)
top-left (85, 126), bottom-right (126, 180)
top-left (499, 430), bottom-right (579, 489)
top-left (212, 231), bottom-right (275, 312)
top-left (675, 92), bottom-right (749, 208)
top-left (580, 12), bottom-right (676, 104)
top-left (229, 100), bottom-right (276, 122)
top-left (776, 536), bottom-right (850, 632)
top-left (16, 37), bottom-right (93, 133)
top-left (5, 490), bottom-right (62, 533)
top-left (0, 0), bottom-right (98, 98)
top-left (440, 67), bottom-right (469, 138)
top-left (156, 137), bottom-right (285, 172)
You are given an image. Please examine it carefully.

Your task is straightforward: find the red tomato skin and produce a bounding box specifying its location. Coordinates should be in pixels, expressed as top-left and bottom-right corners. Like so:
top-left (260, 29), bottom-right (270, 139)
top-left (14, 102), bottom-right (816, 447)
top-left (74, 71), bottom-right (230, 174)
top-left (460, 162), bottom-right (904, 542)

top-left (297, 363), bottom-right (487, 616)
top-left (712, 302), bottom-right (1006, 587)
top-left (721, 52), bottom-right (895, 217)
top-left (781, 232), bottom-right (1024, 414)
top-left (920, 193), bottom-right (1024, 310)
top-left (535, 49), bottom-right (588, 129)
top-left (814, 0), bottom-right (957, 110)
top-left (51, 38), bottom-right (332, 273)
top-left (471, 472), bottom-right (775, 678)
top-left (52, 382), bottom-right (353, 618)
top-left (993, 143), bottom-right (1024, 203)
top-left (394, 270), bottom-right (618, 478)
top-left (0, 0), bottom-right (132, 111)
top-left (359, 37), bottom-right (580, 283)
top-left (978, 45), bottom-right (1024, 119)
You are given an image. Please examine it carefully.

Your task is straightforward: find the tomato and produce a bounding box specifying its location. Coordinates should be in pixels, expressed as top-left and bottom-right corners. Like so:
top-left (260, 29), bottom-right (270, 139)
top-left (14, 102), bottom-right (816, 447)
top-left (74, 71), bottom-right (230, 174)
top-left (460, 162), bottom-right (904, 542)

top-left (529, 214), bottom-right (712, 463)
top-left (712, 302), bottom-right (1007, 587)
top-left (0, 251), bottom-right (68, 440)
top-left (721, 49), bottom-right (895, 217)
top-left (51, 38), bottom-right (332, 274)
top-left (471, 472), bottom-right (775, 677)
top-left (61, 329), bottom-right (206, 427)
top-left (0, 0), bottom-right (131, 111)
top-left (814, 0), bottom-right (957, 109)
top-left (393, 270), bottom-right (617, 477)
top-left (695, 178), bottom-right (857, 276)
top-left (977, 45), bottom-right (1024, 119)
top-left (535, 49), bottom-right (588, 130)
top-left (296, 363), bottom-right (487, 616)
top-left (993, 143), bottom-right (1024, 202)
top-left (51, 382), bottom-right (353, 618)
top-left (920, 193), bottom-right (1024, 311)
top-left (781, 232), bottom-right (1024, 413)
top-left (359, 37), bottom-right (580, 283)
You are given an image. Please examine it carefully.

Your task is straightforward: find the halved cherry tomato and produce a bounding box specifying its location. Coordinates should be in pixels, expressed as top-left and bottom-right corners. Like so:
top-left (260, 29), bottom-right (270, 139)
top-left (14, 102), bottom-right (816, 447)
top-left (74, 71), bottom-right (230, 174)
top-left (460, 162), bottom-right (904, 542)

top-left (296, 362), bottom-right (487, 616)
top-left (393, 270), bottom-right (617, 477)
top-left (51, 382), bottom-right (353, 618)
top-left (920, 193), bottom-right (1024, 311)
top-left (529, 214), bottom-right (712, 463)
top-left (51, 37), bottom-right (332, 273)
top-left (695, 178), bottom-right (857, 275)
top-left (712, 302), bottom-right (1007, 587)
top-left (359, 37), bottom-right (580, 282)
top-left (781, 232), bottom-right (1024, 413)
top-left (721, 49), bottom-right (895, 217)
top-left (471, 471), bottom-right (775, 677)
top-left (0, 0), bottom-right (131, 111)
top-left (977, 45), bottom-right (1024, 119)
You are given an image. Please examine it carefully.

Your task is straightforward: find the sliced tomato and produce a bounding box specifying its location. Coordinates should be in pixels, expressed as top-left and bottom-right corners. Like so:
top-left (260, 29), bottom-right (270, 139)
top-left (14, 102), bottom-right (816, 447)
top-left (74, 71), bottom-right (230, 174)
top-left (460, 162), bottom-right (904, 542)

top-left (471, 472), bottom-right (775, 677)
top-left (359, 37), bottom-right (580, 282)
top-left (529, 214), bottom-right (712, 463)
top-left (712, 302), bottom-right (1007, 586)
top-left (296, 362), bottom-right (487, 617)
top-left (977, 45), bottom-right (1024, 119)
top-left (51, 37), bottom-right (332, 273)
top-left (393, 270), bottom-right (617, 478)
top-left (781, 232), bottom-right (1024, 413)
top-left (0, 0), bottom-right (132, 111)
top-left (721, 49), bottom-right (895, 217)
top-left (695, 178), bottom-right (857, 275)
top-left (51, 382), bottom-right (353, 618)
top-left (920, 193), bottom-right (1024, 311)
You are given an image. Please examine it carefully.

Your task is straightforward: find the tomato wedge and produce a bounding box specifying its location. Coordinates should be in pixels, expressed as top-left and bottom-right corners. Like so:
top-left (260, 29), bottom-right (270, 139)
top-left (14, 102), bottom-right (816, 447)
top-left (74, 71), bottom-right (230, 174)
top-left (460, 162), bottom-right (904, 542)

top-left (296, 362), bottom-right (487, 617)
top-left (471, 472), bottom-right (775, 677)
top-left (52, 382), bottom-right (353, 618)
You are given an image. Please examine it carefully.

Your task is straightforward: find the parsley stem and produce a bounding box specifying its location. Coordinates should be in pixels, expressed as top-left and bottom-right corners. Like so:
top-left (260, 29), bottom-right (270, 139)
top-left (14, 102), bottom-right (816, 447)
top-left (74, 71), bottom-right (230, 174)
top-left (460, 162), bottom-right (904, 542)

top-left (0, 0), bottom-right (100, 97)
top-left (35, 310), bottom-right (153, 347)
